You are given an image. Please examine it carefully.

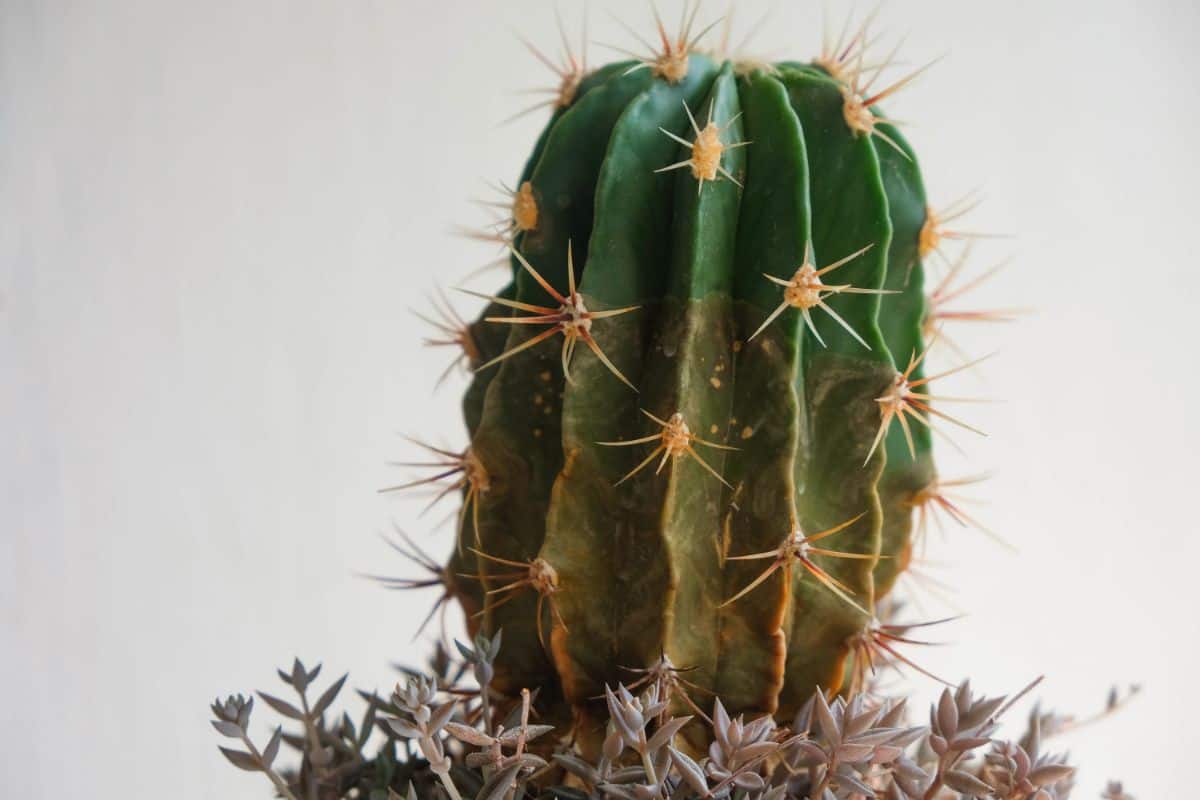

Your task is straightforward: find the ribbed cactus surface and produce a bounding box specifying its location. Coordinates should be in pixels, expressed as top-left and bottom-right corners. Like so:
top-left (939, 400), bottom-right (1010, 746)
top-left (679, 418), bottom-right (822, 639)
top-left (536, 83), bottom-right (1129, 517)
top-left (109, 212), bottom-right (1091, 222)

top-left (427, 29), bottom-right (959, 747)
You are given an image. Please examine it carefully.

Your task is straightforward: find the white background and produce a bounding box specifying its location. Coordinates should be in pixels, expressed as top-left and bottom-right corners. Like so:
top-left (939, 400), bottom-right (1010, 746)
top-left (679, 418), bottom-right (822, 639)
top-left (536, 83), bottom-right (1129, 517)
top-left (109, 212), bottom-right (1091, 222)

top-left (3, 0), bottom-right (1197, 796)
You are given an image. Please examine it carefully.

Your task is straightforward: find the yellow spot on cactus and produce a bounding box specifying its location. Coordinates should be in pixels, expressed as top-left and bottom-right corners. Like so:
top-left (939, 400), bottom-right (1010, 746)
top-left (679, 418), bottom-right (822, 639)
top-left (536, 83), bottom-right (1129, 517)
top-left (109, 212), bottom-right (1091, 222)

top-left (749, 242), bottom-right (892, 349)
top-left (814, 6), bottom-right (878, 86)
top-left (709, 376), bottom-right (722, 389)
top-left (417, 287), bottom-right (479, 386)
top-left (741, 426), bottom-right (754, 440)
top-left (540, 371), bottom-right (552, 382)
top-left (557, 72), bottom-right (583, 108)
top-left (462, 449), bottom-right (490, 494)
top-left (597, 409), bottom-right (738, 488)
top-left (865, 336), bottom-right (990, 466)
top-left (691, 123), bottom-right (723, 181)
top-left (655, 50), bottom-right (690, 83)
top-left (732, 57), bottom-right (780, 78)
top-left (466, 549), bottom-right (564, 649)
top-left (837, 54), bottom-right (941, 160)
top-left (918, 194), bottom-right (1007, 263)
top-left (468, 180), bottom-right (542, 248)
top-left (655, 100), bottom-right (749, 195)
top-left (378, 441), bottom-right (489, 552)
top-left (918, 208), bottom-right (941, 259)
top-left (720, 512), bottom-right (872, 616)
top-left (710, 424), bottom-right (719, 434)
top-left (512, 181), bottom-right (539, 233)
top-left (609, 0), bottom-right (718, 85)
top-left (732, 341), bottom-right (743, 353)
top-left (465, 244), bottom-right (641, 389)
top-left (510, 8), bottom-right (590, 123)
top-left (845, 617), bottom-right (955, 694)
top-left (783, 263), bottom-right (827, 310)
top-left (529, 558), bottom-right (559, 594)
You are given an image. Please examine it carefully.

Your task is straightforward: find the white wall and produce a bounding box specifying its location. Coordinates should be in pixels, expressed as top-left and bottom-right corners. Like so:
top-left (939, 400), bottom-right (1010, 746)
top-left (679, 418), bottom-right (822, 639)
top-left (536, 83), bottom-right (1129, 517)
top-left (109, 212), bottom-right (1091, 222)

top-left (2, 0), bottom-right (1196, 796)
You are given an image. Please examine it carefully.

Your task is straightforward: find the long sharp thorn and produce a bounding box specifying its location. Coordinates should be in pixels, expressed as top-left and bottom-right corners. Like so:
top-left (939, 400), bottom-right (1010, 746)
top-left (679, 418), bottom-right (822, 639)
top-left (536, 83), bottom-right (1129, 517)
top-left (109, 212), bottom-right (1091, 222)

top-left (655, 160), bottom-right (693, 174)
top-left (803, 560), bottom-right (870, 615)
top-left (805, 512), bottom-right (868, 543)
top-left (716, 165), bottom-right (743, 187)
top-left (748, 301), bottom-right (789, 342)
top-left (720, 562), bottom-right (782, 608)
top-left (801, 308), bottom-right (827, 348)
top-left (508, 246), bottom-right (567, 305)
top-left (864, 57), bottom-right (944, 107)
top-left (596, 433), bottom-right (662, 447)
top-left (582, 332), bottom-right (637, 391)
top-left (468, 548), bottom-right (529, 570)
top-left (456, 287), bottom-right (555, 315)
top-left (873, 638), bottom-right (953, 687)
top-left (474, 326), bottom-right (562, 373)
top-left (685, 445), bottom-right (733, 489)
top-left (640, 408), bottom-right (669, 427)
top-left (587, 305), bottom-right (642, 320)
top-left (682, 99), bottom-right (702, 137)
top-left (896, 409), bottom-right (916, 458)
top-left (816, 243), bottom-right (875, 275)
top-left (726, 548), bottom-right (784, 562)
top-left (864, 411), bottom-right (892, 465)
top-left (816, 300), bottom-right (871, 350)
top-left (566, 241), bottom-right (577, 297)
top-left (660, 127), bottom-right (694, 148)
top-left (615, 445), bottom-right (667, 487)
top-left (910, 352), bottom-right (996, 387)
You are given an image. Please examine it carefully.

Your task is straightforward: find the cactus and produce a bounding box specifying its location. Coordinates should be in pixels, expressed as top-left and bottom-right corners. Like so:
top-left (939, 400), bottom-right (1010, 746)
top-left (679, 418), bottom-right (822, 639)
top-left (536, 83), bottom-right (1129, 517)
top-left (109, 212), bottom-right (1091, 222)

top-left (209, 7), bottom-right (1139, 799)
top-left (401, 8), bottom-right (993, 747)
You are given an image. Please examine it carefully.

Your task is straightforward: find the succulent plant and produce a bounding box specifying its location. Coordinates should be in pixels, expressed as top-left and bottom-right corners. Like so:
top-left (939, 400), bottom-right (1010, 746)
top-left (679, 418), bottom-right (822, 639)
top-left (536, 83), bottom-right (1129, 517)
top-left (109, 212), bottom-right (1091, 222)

top-left (412, 5), bottom-right (994, 746)
top-left (211, 4), bottom-right (1136, 798)
top-left (212, 643), bottom-right (1117, 800)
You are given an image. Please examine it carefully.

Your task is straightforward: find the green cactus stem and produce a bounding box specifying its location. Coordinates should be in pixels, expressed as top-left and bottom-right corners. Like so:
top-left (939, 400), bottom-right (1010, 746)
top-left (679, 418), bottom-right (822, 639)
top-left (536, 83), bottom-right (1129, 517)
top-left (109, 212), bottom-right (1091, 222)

top-left (394, 9), bottom-right (995, 743)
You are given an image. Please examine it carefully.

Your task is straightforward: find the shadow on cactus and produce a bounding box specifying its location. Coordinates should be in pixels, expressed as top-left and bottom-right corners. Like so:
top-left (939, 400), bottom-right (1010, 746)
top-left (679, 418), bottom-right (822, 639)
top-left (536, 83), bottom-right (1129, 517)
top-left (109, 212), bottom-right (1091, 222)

top-left (210, 4), bottom-right (1137, 798)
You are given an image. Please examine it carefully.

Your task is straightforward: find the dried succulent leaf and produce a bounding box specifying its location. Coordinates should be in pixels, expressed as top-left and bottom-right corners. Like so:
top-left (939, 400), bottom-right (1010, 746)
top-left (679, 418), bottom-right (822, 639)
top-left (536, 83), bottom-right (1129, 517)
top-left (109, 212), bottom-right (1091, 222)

top-left (607, 766), bottom-right (648, 784)
top-left (477, 764), bottom-right (521, 800)
top-left (427, 701), bottom-right (457, 734)
top-left (936, 689), bottom-right (959, 736)
top-left (257, 691), bottom-right (305, 721)
top-left (668, 747), bottom-right (708, 795)
top-left (497, 724), bottom-right (555, 745)
top-left (837, 771), bottom-right (876, 797)
top-left (944, 769), bottom-right (992, 795)
top-left (1029, 763), bottom-right (1075, 786)
top-left (312, 674), bottom-right (348, 718)
top-left (261, 726), bottom-right (282, 768)
top-left (556, 753), bottom-right (598, 778)
top-left (445, 722), bottom-right (495, 747)
top-left (386, 718), bottom-right (423, 740)
top-left (645, 716), bottom-right (692, 753)
top-left (814, 691), bottom-right (841, 745)
top-left (210, 719), bottom-right (243, 738)
top-left (218, 746), bottom-right (261, 773)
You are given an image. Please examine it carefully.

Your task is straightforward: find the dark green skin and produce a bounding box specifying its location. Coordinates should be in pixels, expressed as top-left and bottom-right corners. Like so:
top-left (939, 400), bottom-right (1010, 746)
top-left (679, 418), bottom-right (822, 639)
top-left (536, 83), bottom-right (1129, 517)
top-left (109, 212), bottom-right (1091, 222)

top-left (448, 55), bottom-right (933, 730)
